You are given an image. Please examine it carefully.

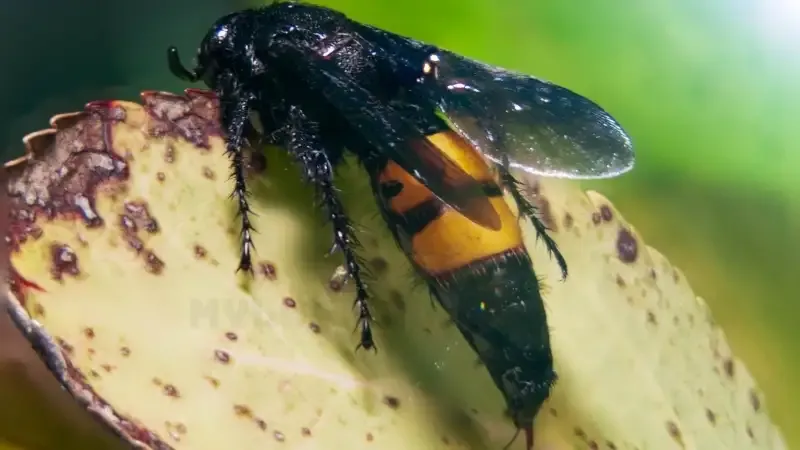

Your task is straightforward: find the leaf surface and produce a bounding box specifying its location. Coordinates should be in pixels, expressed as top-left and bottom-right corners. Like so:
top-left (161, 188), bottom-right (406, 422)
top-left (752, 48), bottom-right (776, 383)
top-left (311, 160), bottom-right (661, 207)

top-left (2, 90), bottom-right (787, 450)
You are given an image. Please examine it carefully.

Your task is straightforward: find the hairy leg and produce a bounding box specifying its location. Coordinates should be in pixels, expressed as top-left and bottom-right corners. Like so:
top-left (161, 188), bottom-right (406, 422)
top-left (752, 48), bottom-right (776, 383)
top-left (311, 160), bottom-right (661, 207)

top-left (218, 84), bottom-right (257, 274)
top-left (495, 164), bottom-right (568, 280)
top-left (284, 107), bottom-right (376, 351)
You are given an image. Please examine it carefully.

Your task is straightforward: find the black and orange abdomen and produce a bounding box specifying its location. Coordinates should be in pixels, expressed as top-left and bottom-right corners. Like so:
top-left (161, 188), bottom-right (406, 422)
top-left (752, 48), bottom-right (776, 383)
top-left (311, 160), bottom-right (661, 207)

top-left (366, 128), bottom-right (556, 441)
top-left (366, 128), bottom-right (556, 446)
top-left (372, 130), bottom-right (525, 277)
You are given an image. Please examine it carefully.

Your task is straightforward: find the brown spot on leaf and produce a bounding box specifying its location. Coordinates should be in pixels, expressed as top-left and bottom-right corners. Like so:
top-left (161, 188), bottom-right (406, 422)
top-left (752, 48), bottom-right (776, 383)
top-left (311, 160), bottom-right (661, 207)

top-left (607, 442), bottom-right (617, 450)
top-left (125, 234), bottom-right (144, 253)
top-left (100, 364), bottom-right (114, 372)
top-left (723, 358), bottom-right (735, 378)
top-left (274, 431), bottom-right (285, 442)
top-left (215, 349), bottom-right (231, 364)
top-left (301, 427), bottom-right (311, 437)
top-left (747, 426), bottom-right (754, 440)
top-left (616, 227), bottom-right (638, 263)
top-left (256, 418), bottom-right (267, 431)
top-left (574, 427), bottom-right (587, 440)
top-left (389, 290), bottom-right (406, 311)
top-left (366, 432), bottom-right (374, 442)
top-left (120, 346), bottom-right (131, 357)
top-left (83, 327), bottom-right (95, 339)
top-left (194, 245), bottom-right (207, 259)
top-left (156, 171), bottom-right (166, 182)
top-left (50, 243), bottom-right (80, 281)
top-left (705, 408), bottom-right (716, 425)
top-left (259, 262), bottom-right (277, 280)
top-left (144, 250), bottom-right (165, 274)
top-left (283, 297), bottom-right (297, 308)
top-left (309, 322), bottom-right (321, 333)
top-left (163, 384), bottom-right (180, 398)
top-left (202, 166), bottom-right (215, 180)
top-left (615, 275), bottom-right (626, 287)
top-left (749, 389), bottom-right (761, 412)
top-left (383, 395), bottom-right (400, 409)
top-left (120, 214), bottom-right (137, 232)
top-left (563, 212), bottom-right (574, 229)
top-left (369, 257), bottom-right (389, 274)
top-left (234, 404), bottom-right (252, 417)
top-left (591, 211), bottom-right (602, 225)
top-left (225, 332), bottom-right (238, 341)
top-left (599, 204), bottom-right (613, 222)
top-left (588, 441), bottom-right (599, 450)
top-left (666, 421), bottom-right (684, 447)
top-left (205, 376), bottom-right (220, 388)
top-left (124, 201), bottom-right (159, 233)
top-left (142, 89), bottom-right (221, 148)
top-left (646, 310), bottom-right (657, 325)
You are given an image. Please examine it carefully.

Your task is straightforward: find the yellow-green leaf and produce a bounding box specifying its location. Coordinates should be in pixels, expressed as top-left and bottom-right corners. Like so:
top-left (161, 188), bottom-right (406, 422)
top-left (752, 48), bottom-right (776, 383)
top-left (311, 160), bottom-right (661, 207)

top-left (2, 90), bottom-right (787, 450)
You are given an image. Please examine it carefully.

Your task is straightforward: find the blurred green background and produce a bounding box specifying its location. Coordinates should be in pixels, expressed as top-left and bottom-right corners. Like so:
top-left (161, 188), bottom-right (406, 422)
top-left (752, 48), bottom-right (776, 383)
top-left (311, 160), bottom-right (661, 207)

top-left (0, 0), bottom-right (796, 448)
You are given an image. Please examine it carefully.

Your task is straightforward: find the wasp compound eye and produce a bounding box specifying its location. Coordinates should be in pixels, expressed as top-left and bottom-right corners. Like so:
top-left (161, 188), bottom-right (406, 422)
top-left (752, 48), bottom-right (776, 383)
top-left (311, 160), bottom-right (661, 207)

top-left (167, 46), bottom-right (200, 82)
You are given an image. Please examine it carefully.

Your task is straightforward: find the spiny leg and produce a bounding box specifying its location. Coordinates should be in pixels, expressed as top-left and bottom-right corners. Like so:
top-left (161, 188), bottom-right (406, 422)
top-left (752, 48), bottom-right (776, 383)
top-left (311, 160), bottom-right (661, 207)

top-left (496, 164), bottom-right (568, 280)
top-left (310, 154), bottom-right (376, 351)
top-left (219, 86), bottom-right (257, 274)
top-left (286, 110), bottom-right (376, 352)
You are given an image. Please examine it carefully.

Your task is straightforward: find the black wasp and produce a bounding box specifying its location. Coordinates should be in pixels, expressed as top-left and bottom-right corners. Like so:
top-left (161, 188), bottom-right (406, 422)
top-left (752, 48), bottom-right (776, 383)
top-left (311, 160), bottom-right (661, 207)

top-left (167, 2), bottom-right (633, 447)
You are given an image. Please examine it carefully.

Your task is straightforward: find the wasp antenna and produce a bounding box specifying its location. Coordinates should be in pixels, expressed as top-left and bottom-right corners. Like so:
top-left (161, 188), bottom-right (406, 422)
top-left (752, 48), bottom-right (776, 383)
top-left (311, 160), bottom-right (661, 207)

top-left (501, 425), bottom-right (535, 450)
top-left (167, 46), bottom-right (200, 82)
top-left (502, 427), bottom-right (521, 450)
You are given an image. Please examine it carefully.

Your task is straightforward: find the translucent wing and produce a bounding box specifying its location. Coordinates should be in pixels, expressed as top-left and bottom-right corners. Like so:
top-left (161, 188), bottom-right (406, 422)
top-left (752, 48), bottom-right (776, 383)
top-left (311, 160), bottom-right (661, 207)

top-left (415, 50), bottom-right (635, 179)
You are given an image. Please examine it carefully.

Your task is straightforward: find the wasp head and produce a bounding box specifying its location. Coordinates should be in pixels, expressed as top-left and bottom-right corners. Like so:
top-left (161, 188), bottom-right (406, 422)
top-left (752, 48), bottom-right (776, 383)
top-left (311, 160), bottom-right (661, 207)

top-left (167, 10), bottom-right (260, 89)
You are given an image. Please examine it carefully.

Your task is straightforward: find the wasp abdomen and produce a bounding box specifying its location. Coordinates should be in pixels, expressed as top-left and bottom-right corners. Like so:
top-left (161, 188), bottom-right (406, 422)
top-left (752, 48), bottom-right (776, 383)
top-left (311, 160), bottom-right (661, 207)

top-left (432, 250), bottom-right (555, 450)
top-left (375, 130), bottom-right (525, 277)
